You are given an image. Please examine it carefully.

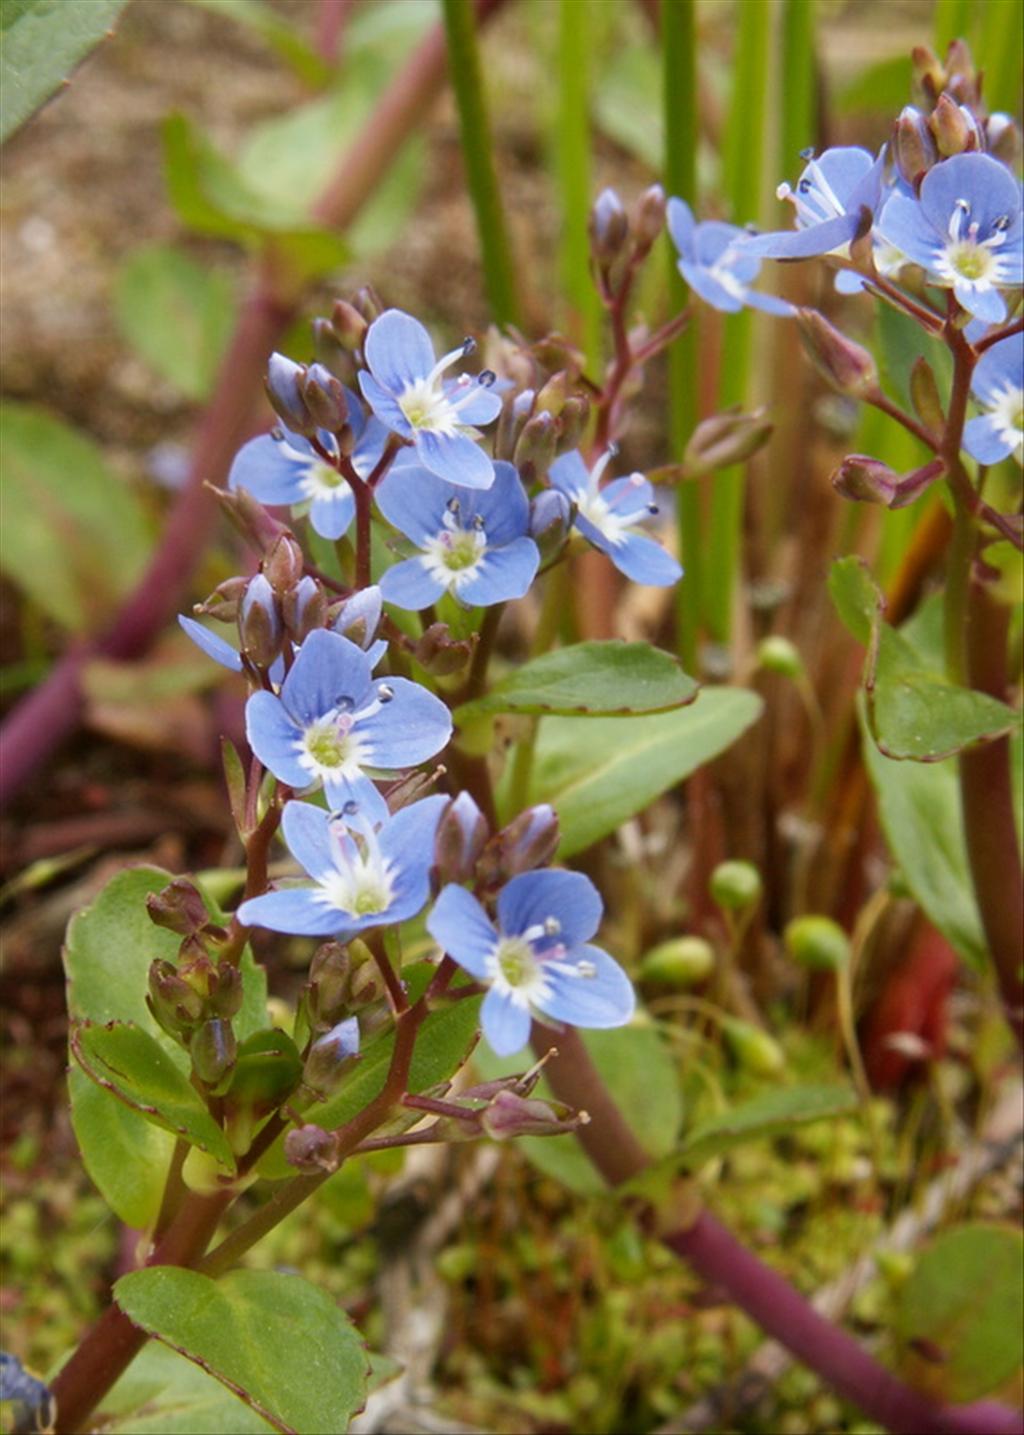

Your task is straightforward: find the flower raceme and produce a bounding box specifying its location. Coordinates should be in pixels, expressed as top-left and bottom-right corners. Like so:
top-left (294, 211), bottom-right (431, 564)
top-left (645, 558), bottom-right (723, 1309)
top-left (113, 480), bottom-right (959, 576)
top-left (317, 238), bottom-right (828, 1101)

top-left (745, 146), bottom-right (885, 260)
top-left (666, 198), bottom-right (793, 316)
top-left (549, 449), bottom-right (682, 587)
top-left (427, 870), bottom-right (635, 1056)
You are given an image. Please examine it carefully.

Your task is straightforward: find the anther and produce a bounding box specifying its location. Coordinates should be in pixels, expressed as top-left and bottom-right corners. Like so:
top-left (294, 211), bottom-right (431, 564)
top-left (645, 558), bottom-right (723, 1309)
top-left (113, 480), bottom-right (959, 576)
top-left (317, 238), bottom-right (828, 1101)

top-left (577, 960), bottom-right (597, 978)
top-left (377, 683), bottom-right (395, 702)
top-left (478, 369), bottom-right (497, 388)
top-left (461, 337), bottom-right (476, 356)
top-left (334, 695), bottom-right (354, 713)
top-left (472, 514), bottom-right (486, 530)
top-left (799, 146), bottom-right (815, 160)
top-left (342, 800), bottom-right (360, 816)
top-left (271, 426), bottom-right (285, 441)
top-left (446, 497), bottom-right (461, 514)
top-left (647, 503), bottom-right (659, 515)
top-left (543, 916), bottom-right (561, 936)
top-left (992, 214), bottom-right (1011, 231)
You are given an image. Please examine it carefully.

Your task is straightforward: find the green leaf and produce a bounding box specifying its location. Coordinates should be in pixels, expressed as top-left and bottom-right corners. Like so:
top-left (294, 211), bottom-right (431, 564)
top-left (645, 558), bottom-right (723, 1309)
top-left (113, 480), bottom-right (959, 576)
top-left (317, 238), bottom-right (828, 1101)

top-left (258, 994), bottom-right (482, 1180)
top-left (525, 688), bottom-right (763, 856)
top-left (71, 1021), bottom-right (236, 1170)
top-left (475, 1026), bottom-right (682, 1195)
top-left (678, 1084), bottom-right (858, 1165)
top-left (0, 0), bottom-right (129, 142)
top-left (67, 1069), bottom-right (176, 1233)
top-left (98, 1339), bottom-right (275, 1434)
top-left (114, 1268), bottom-right (369, 1435)
top-left (897, 1223), bottom-right (1023, 1402)
top-left (456, 640), bottom-right (698, 723)
top-left (114, 246), bottom-right (237, 402)
top-left (0, 403), bottom-right (151, 631)
top-left (861, 696), bottom-right (987, 969)
top-left (830, 556), bottom-right (1019, 762)
top-left (183, 0), bottom-right (331, 87)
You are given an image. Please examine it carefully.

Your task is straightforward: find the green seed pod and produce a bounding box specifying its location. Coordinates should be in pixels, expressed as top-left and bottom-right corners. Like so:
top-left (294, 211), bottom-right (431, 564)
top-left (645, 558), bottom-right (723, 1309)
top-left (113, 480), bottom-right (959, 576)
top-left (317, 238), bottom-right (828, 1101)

top-left (756, 636), bottom-right (804, 678)
top-left (722, 1017), bottom-right (786, 1076)
top-left (710, 860), bottom-right (763, 914)
top-left (640, 936), bottom-right (715, 988)
top-left (784, 915), bottom-right (851, 972)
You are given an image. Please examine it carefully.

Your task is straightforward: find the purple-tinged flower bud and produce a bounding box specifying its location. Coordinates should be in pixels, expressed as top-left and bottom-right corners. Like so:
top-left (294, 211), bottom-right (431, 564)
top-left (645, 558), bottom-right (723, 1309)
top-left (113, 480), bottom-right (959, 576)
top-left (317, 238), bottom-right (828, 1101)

top-left (588, 187), bottom-right (629, 264)
top-left (482, 1089), bottom-right (587, 1140)
top-left (331, 299), bottom-right (370, 351)
top-left (909, 357), bottom-right (944, 435)
top-left (514, 410), bottom-right (558, 484)
top-left (911, 44), bottom-right (945, 105)
top-left (942, 38), bottom-right (980, 106)
top-left (723, 1017), bottom-right (785, 1076)
top-left (412, 622), bottom-right (474, 677)
top-left (333, 585), bottom-right (383, 651)
top-left (311, 317), bottom-right (350, 377)
top-left (384, 766), bottom-right (445, 812)
top-left (239, 573), bottom-right (283, 668)
top-left (532, 333), bottom-right (585, 377)
top-left (352, 285), bottom-right (384, 324)
top-left (190, 1017), bottom-right (237, 1087)
top-left (306, 941), bottom-right (352, 1029)
top-left (513, 387), bottom-right (537, 420)
top-left (986, 112), bottom-right (1021, 168)
top-left (301, 362), bottom-right (349, 431)
top-left (477, 804), bottom-right (560, 888)
top-left (265, 353), bottom-right (315, 435)
top-left (214, 486), bottom-right (292, 555)
top-left (632, 183), bottom-right (667, 255)
top-left (797, 310), bottom-right (877, 396)
top-left (263, 534), bottom-right (305, 594)
top-left (146, 879), bottom-right (209, 937)
top-left (684, 406), bottom-right (774, 476)
top-left (195, 575), bottom-right (249, 623)
top-left (495, 386), bottom-right (536, 461)
top-left (148, 959), bottom-right (205, 1039)
top-left (529, 488), bottom-right (572, 561)
top-left (435, 792), bottom-right (489, 883)
top-left (282, 575), bottom-right (328, 642)
top-left (284, 1124), bottom-right (340, 1173)
top-left (348, 951), bottom-right (386, 1009)
top-left (892, 106), bottom-right (938, 187)
top-left (927, 94), bottom-right (977, 157)
top-left (208, 962), bottom-right (243, 1020)
top-left (556, 394), bottom-right (591, 454)
top-left (303, 1017), bottom-right (360, 1096)
top-left (831, 454), bottom-right (899, 505)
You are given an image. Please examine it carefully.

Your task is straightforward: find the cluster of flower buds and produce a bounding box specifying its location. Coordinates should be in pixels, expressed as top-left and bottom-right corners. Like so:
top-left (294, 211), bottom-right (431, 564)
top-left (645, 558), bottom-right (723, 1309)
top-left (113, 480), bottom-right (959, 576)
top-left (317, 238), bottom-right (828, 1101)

top-left (588, 184), bottom-right (668, 287)
top-left (432, 795), bottom-right (560, 893)
top-left (264, 353), bottom-right (353, 439)
top-left (491, 352), bottom-right (591, 484)
top-left (911, 39), bottom-right (980, 112)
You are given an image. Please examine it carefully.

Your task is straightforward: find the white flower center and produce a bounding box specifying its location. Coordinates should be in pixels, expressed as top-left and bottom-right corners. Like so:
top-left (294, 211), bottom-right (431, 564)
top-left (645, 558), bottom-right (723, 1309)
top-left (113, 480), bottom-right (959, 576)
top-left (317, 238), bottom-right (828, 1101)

top-left (577, 471), bottom-right (650, 549)
top-left (707, 257), bottom-right (750, 303)
top-left (299, 459), bottom-right (349, 501)
top-left (985, 380), bottom-right (1024, 460)
top-left (934, 201), bottom-right (1013, 291)
top-left (485, 917), bottom-right (597, 1012)
top-left (397, 341), bottom-right (489, 436)
top-left (294, 687), bottom-right (391, 781)
top-left (420, 503), bottom-right (488, 589)
top-left (779, 158), bottom-right (848, 228)
top-left (316, 827), bottom-right (395, 917)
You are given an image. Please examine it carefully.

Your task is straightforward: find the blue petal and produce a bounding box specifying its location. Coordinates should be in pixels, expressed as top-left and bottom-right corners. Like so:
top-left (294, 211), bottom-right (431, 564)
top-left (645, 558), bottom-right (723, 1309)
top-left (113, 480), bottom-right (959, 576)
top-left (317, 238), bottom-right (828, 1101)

top-left (379, 557), bottom-right (446, 610)
top-left (693, 220), bottom-right (747, 268)
top-left (375, 462), bottom-right (452, 545)
top-left (349, 415), bottom-right (391, 479)
top-left (608, 532), bottom-right (683, 587)
top-left (548, 450), bottom-right (591, 501)
top-left (364, 308), bottom-right (436, 391)
top-left (245, 692), bottom-right (310, 789)
top-left (228, 433), bottom-right (307, 504)
top-left (475, 461), bottom-right (530, 545)
top-left (497, 869), bottom-right (602, 948)
top-left (280, 629), bottom-right (374, 727)
top-left (536, 943), bottom-right (636, 1029)
top-left (427, 885), bottom-right (497, 979)
top-left (280, 800), bottom-right (335, 881)
top-left (178, 616), bottom-right (243, 672)
top-left (359, 676), bottom-right (452, 767)
top-left (973, 333), bottom-right (1024, 406)
top-left (680, 260), bottom-right (745, 313)
top-left (814, 146), bottom-right (876, 205)
top-left (602, 475), bottom-right (654, 512)
top-left (415, 429), bottom-right (496, 490)
top-left (834, 269), bottom-right (869, 295)
top-left (919, 153), bottom-right (1021, 239)
top-left (459, 538), bottom-right (540, 606)
top-left (443, 382), bottom-right (502, 427)
top-left (322, 771), bottom-right (389, 825)
top-left (573, 510), bottom-right (615, 558)
top-left (480, 987), bottom-right (532, 1056)
top-left (334, 585), bottom-right (383, 648)
top-left (237, 887), bottom-right (341, 936)
top-left (746, 212), bottom-right (862, 260)
top-left (954, 281), bottom-right (1006, 324)
top-left (874, 191), bottom-right (942, 269)
top-left (963, 414), bottom-right (1015, 465)
top-left (358, 371), bottom-right (414, 438)
top-left (743, 287), bottom-right (797, 317)
top-left (380, 795), bottom-right (449, 920)
top-left (666, 196), bottom-right (696, 260)
top-left (309, 487), bottom-right (356, 540)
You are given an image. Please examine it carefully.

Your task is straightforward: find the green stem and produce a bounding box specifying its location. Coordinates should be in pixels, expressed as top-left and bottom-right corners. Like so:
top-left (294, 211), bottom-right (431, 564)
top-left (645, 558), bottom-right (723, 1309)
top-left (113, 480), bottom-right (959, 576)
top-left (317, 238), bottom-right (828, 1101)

top-left (441, 0), bottom-right (520, 327)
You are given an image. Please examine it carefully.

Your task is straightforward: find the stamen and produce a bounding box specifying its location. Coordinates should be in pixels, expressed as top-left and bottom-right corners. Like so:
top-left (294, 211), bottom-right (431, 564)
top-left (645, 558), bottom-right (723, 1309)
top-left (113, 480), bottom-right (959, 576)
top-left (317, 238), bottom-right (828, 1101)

top-left (577, 960), bottom-right (597, 978)
top-left (446, 497), bottom-right (461, 514)
top-left (271, 426), bottom-right (285, 441)
top-left (799, 146), bottom-right (815, 160)
top-left (543, 916), bottom-right (561, 936)
top-left (426, 342), bottom-right (472, 390)
top-left (334, 695), bottom-right (354, 713)
top-left (377, 683), bottom-right (395, 702)
top-left (478, 369), bottom-right (497, 388)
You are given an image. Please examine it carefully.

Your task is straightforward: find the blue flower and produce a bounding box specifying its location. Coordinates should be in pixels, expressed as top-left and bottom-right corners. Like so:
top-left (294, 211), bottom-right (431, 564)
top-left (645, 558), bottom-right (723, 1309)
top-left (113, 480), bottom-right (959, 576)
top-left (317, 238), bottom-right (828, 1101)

top-left (228, 390), bottom-right (388, 541)
top-left (427, 870), bottom-right (635, 1057)
top-left (357, 309), bottom-right (500, 491)
top-left (375, 459), bottom-right (540, 609)
top-left (548, 449), bottom-right (682, 586)
top-left (178, 615), bottom-right (245, 673)
top-left (964, 332), bottom-right (1023, 465)
top-left (666, 199), bottom-right (793, 316)
top-left (333, 585), bottom-right (388, 669)
top-left (245, 628), bottom-right (452, 821)
top-left (746, 146), bottom-right (884, 260)
top-left (876, 153), bottom-right (1023, 322)
top-left (237, 795), bottom-right (447, 938)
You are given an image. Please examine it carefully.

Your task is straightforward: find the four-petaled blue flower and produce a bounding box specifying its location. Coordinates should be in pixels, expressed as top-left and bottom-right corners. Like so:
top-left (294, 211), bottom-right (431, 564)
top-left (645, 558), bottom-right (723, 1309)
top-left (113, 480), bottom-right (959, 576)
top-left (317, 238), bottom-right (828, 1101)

top-left (549, 449), bottom-right (682, 586)
top-left (964, 332), bottom-right (1024, 466)
top-left (238, 795), bottom-right (447, 937)
top-left (357, 309), bottom-right (501, 490)
top-left (876, 154), bottom-right (1023, 323)
top-left (427, 870), bottom-right (635, 1056)
top-left (747, 146), bottom-right (884, 260)
top-left (228, 389), bottom-right (388, 541)
top-left (246, 628), bottom-right (452, 821)
top-left (375, 459), bottom-right (540, 609)
top-left (667, 199), bottom-right (793, 316)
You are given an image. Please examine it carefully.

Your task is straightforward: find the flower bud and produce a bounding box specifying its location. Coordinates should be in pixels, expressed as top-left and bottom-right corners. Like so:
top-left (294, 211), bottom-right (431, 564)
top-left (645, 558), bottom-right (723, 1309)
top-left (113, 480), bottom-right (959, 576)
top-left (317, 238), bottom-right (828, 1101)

top-left (942, 39), bottom-right (979, 107)
top-left (784, 915), bottom-right (851, 972)
top-left (495, 387), bottom-right (535, 461)
top-left (284, 1124), bottom-right (340, 1173)
top-left (684, 406), bottom-right (774, 476)
top-left (208, 962), bottom-right (244, 1019)
top-left (352, 285), bottom-right (384, 324)
top-left (927, 94), bottom-right (976, 157)
top-left (239, 573), bottom-right (283, 668)
top-left (306, 942), bottom-right (352, 1029)
top-left (986, 113), bottom-right (1022, 168)
top-left (146, 879), bottom-right (209, 937)
top-left (709, 860), bottom-right (762, 913)
top-left (892, 106), bottom-right (937, 187)
top-left (311, 317), bottom-right (349, 377)
top-left (723, 1017), bottom-right (786, 1076)
top-left (756, 635), bottom-right (804, 678)
top-left (414, 622), bottom-right (474, 677)
top-left (529, 488), bottom-right (572, 561)
top-left (282, 575), bottom-right (328, 642)
top-left (640, 936), bottom-right (715, 989)
top-left (301, 362), bottom-right (350, 431)
top-left (534, 371), bottom-right (570, 420)
top-left (831, 454), bottom-right (899, 505)
top-left (190, 1017), bottom-right (237, 1087)
top-left (797, 310), bottom-right (877, 396)
top-left (195, 575), bottom-right (249, 623)
top-left (435, 792), bottom-right (489, 883)
top-left (588, 187), bottom-right (629, 264)
top-left (514, 410), bottom-right (558, 483)
top-left (348, 951), bottom-right (386, 1009)
top-left (531, 333), bottom-right (585, 377)
top-left (477, 805), bottom-right (560, 888)
top-left (333, 585), bottom-right (383, 651)
top-left (482, 1089), bottom-right (585, 1140)
top-left (302, 1017), bottom-right (360, 1096)
top-left (263, 534), bottom-right (305, 594)
top-left (556, 394), bottom-right (591, 454)
top-left (911, 44), bottom-right (945, 105)
top-left (147, 958), bottom-right (205, 1039)
top-left (222, 1030), bottom-right (304, 1154)
top-left (331, 299), bottom-right (370, 351)
top-left (265, 353), bottom-right (315, 435)
top-left (213, 486), bottom-right (292, 555)
top-left (632, 183), bottom-right (667, 255)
